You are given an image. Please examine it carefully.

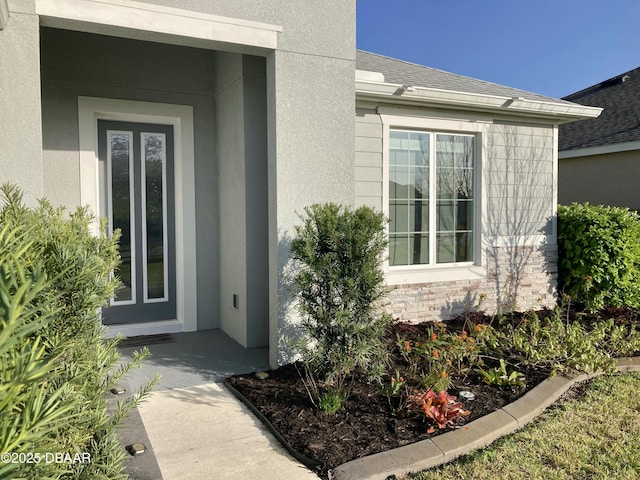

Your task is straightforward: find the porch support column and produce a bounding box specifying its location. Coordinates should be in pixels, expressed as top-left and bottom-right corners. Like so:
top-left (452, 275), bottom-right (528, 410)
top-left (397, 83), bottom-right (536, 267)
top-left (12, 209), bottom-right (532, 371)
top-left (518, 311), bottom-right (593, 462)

top-left (215, 51), bottom-right (269, 348)
top-left (0, 1), bottom-right (43, 204)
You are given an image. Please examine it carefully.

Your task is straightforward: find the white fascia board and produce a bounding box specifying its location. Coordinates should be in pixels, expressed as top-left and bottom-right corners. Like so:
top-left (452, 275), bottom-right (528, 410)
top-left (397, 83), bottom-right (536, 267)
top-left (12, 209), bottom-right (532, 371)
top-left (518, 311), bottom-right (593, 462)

top-left (559, 140), bottom-right (640, 159)
top-left (0, 0), bottom-right (9, 30)
top-left (36, 0), bottom-right (281, 52)
top-left (355, 80), bottom-right (603, 123)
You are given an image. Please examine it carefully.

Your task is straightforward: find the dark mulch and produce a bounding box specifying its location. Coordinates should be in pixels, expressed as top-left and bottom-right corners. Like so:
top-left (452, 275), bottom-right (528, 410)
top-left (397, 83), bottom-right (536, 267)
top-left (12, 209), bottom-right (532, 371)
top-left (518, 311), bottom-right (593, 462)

top-left (227, 313), bottom-right (551, 479)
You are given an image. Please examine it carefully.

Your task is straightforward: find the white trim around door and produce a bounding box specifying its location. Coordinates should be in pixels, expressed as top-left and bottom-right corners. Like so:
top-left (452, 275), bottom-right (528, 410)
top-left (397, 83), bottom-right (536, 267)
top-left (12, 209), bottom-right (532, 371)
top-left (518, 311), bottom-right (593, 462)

top-left (78, 96), bottom-right (197, 336)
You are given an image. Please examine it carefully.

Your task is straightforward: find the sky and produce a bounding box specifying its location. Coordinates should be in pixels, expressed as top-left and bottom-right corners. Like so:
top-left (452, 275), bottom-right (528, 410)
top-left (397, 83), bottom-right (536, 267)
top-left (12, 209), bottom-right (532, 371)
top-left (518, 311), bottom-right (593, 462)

top-left (356, 0), bottom-right (640, 99)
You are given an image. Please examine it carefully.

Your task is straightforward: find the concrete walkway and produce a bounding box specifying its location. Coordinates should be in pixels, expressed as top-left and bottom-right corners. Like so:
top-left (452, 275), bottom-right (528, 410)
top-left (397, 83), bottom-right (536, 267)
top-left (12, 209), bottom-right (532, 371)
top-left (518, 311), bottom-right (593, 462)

top-left (138, 382), bottom-right (318, 480)
top-left (117, 329), bottom-right (319, 480)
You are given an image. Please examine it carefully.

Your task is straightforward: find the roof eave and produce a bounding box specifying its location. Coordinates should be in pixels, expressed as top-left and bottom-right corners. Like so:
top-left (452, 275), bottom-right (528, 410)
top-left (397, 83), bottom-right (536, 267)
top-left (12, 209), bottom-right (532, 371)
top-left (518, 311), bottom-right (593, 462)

top-left (355, 80), bottom-right (603, 123)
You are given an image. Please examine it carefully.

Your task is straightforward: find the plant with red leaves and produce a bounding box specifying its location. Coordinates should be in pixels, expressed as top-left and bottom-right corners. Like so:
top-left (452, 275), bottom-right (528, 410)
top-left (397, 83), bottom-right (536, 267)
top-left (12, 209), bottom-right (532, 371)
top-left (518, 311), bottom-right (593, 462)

top-left (408, 389), bottom-right (471, 431)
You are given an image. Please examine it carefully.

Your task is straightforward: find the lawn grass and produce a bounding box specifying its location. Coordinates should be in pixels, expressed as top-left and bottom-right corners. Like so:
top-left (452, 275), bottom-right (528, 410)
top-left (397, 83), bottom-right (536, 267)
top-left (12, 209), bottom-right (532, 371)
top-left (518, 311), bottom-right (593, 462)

top-left (409, 372), bottom-right (640, 480)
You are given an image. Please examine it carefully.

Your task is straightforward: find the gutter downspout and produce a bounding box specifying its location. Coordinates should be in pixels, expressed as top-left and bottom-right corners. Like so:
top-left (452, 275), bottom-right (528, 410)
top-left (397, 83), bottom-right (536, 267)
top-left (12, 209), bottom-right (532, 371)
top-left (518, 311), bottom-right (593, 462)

top-left (0, 0), bottom-right (9, 30)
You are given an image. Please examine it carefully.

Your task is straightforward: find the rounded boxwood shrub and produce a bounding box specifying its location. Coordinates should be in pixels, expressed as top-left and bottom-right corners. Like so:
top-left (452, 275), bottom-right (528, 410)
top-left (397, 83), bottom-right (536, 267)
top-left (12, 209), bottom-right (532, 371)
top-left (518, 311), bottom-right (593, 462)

top-left (557, 203), bottom-right (640, 311)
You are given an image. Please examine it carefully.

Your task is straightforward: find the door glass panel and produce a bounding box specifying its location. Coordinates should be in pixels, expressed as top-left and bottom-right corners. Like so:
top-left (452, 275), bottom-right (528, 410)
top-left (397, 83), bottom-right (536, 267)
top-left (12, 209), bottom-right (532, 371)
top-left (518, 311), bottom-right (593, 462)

top-left (142, 133), bottom-right (167, 301)
top-left (109, 131), bottom-right (135, 303)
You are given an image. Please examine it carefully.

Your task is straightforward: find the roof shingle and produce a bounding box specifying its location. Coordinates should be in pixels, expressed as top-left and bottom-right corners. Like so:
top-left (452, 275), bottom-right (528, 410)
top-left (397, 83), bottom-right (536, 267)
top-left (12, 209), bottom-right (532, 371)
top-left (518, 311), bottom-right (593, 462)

top-left (356, 50), bottom-right (574, 106)
top-left (559, 66), bottom-right (640, 151)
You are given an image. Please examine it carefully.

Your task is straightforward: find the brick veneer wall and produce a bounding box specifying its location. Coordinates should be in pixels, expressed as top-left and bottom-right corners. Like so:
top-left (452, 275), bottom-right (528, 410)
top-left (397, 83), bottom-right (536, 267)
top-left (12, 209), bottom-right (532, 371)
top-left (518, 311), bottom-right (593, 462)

top-left (385, 244), bottom-right (558, 322)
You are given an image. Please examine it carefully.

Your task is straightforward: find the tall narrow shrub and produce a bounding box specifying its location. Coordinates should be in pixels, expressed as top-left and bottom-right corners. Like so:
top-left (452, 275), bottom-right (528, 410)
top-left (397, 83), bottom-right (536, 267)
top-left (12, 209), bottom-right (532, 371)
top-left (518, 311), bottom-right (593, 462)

top-left (0, 184), bottom-right (156, 479)
top-left (558, 203), bottom-right (640, 311)
top-left (290, 203), bottom-right (390, 413)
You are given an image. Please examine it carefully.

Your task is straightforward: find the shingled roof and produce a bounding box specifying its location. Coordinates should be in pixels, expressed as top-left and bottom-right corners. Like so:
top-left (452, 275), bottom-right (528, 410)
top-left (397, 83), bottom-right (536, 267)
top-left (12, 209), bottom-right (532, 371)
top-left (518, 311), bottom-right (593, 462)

top-left (356, 50), bottom-right (576, 106)
top-left (559, 66), bottom-right (640, 151)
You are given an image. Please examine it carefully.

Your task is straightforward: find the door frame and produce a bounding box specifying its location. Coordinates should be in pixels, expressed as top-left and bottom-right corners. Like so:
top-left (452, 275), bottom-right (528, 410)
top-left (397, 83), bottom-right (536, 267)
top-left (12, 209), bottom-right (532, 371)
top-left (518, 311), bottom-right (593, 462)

top-left (79, 97), bottom-right (197, 336)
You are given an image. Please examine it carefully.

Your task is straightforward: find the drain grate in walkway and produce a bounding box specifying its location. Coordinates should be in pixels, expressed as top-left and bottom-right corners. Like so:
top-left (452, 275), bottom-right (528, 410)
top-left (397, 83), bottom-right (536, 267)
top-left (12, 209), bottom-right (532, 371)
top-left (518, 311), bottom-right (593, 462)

top-left (118, 333), bottom-right (176, 348)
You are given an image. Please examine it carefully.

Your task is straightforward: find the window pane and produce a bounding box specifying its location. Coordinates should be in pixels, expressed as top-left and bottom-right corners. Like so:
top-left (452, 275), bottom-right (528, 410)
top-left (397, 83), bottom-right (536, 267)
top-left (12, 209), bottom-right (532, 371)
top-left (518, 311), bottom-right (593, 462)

top-left (436, 135), bottom-right (455, 168)
top-left (436, 233), bottom-right (455, 263)
top-left (389, 235), bottom-right (409, 266)
top-left (457, 200), bottom-right (473, 230)
top-left (409, 166), bottom-right (429, 199)
top-left (389, 201), bottom-right (409, 233)
top-left (455, 137), bottom-right (474, 168)
top-left (437, 200), bottom-right (455, 232)
top-left (409, 200), bottom-right (429, 233)
top-left (437, 134), bottom-right (474, 168)
top-left (110, 132), bottom-right (133, 303)
top-left (437, 167), bottom-right (455, 199)
top-left (410, 233), bottom-right (429, 265)
top-left (390, 131), bottom-right (409, 166)
top-left (410, 133), bottom-right (430, 166)
top-left (456, 232), bottom-right (473, 262)
top-left (435, 134), bottom-right (474, 265)
top-left (143, 133), bottom-right (166, 301)
top-left (456, 168), bottom-right (473, 199)
top-left (390, 149), bottom-right (409, 166)
top-left (389, 167), bottom-right (409, 198)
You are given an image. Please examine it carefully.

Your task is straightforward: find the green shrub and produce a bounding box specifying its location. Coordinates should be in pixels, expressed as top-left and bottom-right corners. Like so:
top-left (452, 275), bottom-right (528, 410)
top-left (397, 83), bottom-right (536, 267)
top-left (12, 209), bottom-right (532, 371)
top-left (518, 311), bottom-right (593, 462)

top-left (0, 224), bottom-right (77, 480)
top-left (0, 184), bottom-right (156, 479)
top-left (557, 203), bottom-right (640, 311)
top-left (290, 203), bottom-right (390, 413)
top-left (489, 309), bottom-right (615, 375)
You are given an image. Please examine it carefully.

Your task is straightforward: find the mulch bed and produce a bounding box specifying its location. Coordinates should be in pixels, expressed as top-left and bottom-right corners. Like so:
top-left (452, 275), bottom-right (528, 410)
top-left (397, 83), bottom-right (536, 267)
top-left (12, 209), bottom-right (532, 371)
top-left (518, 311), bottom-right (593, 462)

top-left (227, 314), bottom-right (553, 479)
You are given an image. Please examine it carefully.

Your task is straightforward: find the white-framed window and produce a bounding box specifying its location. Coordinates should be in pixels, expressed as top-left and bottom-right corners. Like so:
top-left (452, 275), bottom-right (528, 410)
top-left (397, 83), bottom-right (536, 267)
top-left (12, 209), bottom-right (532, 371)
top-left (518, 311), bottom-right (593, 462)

top-left (388, 129), bottom-right (476, 268)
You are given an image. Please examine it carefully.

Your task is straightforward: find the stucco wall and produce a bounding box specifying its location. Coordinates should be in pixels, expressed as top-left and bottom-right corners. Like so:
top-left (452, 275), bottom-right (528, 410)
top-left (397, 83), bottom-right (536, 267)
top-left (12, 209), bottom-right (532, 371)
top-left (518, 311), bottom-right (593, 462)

top-left (141, 0), bottom-right (355, 364)
top-left (140, 0), bottom-right (354, 60)
top-left (559, 149), bottom-right (640, 210)
top-left (242, 56), bottom-right (269, 348)
top-left (0, 5), bottom-right (43, 204)
top-left (354, 103), bottom-right (558, 320)
top-left (215, 52), bottom-right (269, 348)
top-left (40, 27), bottom-right (220, 330)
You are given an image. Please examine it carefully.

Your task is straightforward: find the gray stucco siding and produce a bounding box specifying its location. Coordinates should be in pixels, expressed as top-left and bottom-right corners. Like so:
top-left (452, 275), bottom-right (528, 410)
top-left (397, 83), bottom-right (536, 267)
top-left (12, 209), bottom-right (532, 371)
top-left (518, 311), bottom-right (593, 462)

top-left (141, 0), bottom-right (355, 61)
top-left (268, 49), bottom-right (355, 365)
top-left (0, 11), bottom-right (43, 205)
top-left (215, 51), bottom-right (269, 348)
top-left (271, 50), bottom-right (355, 223)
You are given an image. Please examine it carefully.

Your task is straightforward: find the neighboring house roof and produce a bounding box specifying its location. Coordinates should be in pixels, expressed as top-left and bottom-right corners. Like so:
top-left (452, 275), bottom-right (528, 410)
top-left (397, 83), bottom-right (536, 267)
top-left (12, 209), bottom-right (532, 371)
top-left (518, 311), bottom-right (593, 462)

top-left (559, 66), bottom-right (640, 152)
top-left (355, 50), bottom-right (601, 123)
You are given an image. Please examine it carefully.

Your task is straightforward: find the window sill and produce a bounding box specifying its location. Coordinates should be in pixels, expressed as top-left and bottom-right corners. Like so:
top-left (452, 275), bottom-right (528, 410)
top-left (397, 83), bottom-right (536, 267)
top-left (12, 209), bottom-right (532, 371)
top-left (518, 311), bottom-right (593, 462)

top-left (385, 264), bottom-right (486, 286)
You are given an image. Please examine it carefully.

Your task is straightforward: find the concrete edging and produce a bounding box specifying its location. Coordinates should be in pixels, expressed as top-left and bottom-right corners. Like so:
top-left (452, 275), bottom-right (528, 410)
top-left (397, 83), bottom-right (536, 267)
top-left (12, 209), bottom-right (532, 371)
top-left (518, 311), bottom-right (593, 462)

top-left (330, 356), bottom-right (640, 480)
